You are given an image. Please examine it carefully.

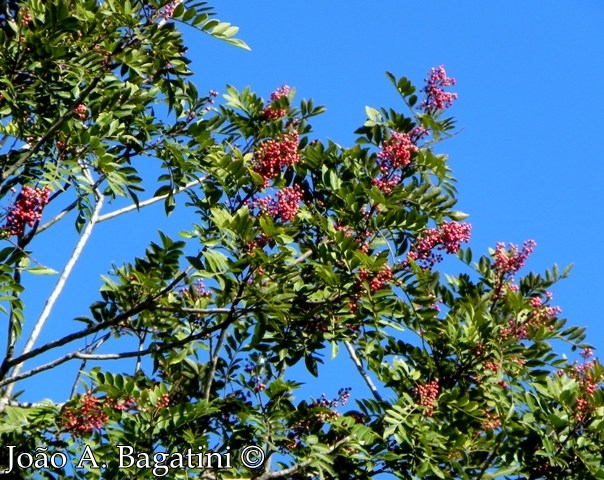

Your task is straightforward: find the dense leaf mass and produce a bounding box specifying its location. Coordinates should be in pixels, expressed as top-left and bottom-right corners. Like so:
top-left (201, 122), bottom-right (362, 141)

top-left (0, 1), bottom-right (602, 479)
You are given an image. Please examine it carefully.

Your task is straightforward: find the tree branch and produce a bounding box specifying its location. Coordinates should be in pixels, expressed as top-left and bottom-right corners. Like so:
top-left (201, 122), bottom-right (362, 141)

top-left (96, 177), bottom-right (207, 223)
top-left (3, 196), bottom-right (105, 398)
top-left (0, 258), bottom-right (198, 382)
top-left (0, 293), bottom-right (249, 389)
top-left (344, 341), bottom-right (384, 403)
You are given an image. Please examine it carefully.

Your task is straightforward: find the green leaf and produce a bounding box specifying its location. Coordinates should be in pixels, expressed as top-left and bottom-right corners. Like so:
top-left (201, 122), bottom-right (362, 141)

top-left (27, 266), bottom-right (59, 276)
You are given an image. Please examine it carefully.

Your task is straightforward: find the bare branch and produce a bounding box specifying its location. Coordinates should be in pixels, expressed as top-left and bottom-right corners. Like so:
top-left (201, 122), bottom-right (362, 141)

top-left (0, 291), bottom-right (247, 389)
top-left (0, 257), bottom-right (199, 380)
top-left (3, 196), bottom-right (105, 398)
top-left (344, 341), bottom-right (384, 403)
top-left (97, 177), bottom-right (207, 223)
top-left (203, 326), bottom-right (228, 402)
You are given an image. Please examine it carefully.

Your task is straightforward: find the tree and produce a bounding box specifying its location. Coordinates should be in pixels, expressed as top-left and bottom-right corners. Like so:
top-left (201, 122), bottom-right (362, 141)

top-left (0, 1), bottom-right (603, 478)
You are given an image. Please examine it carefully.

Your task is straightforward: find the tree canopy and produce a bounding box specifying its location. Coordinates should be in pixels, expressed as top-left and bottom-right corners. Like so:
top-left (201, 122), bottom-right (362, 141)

top-left (0, 1), bottom-right (603, 479)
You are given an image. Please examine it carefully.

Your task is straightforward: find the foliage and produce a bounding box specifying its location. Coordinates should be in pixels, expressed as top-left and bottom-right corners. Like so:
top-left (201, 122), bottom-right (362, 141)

top-left (0, 1), bottom-right (603, 479)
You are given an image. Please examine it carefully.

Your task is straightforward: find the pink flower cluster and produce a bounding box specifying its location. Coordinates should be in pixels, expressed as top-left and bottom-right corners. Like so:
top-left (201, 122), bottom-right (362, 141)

top-left (263, 85), bottom-right (290, 120)
top-left (60, 392), bottom-right (122, 436)
top-left (414, 379), bottom-right (439, 417)
top-left (501, 293), bottom-right (561, 341)
top-left (492, 240), bottom-right (536, 278)
top-left (567, 349), bottom-right (603, 423)
top-left (378, 131), bottom-right (418, 173)
top-left (252, 185), bottom-right (303, 222)
top-left (358, 265), bottom-right (393, 292)
top-left (421, 65), bottom-right (458, 111)
top-left (406, 222), bottom-right (472, 269)
top-left (160, 0), bottom-right (180, 20)
top-left (74, 104), bottom-right (88, 120)
top-left (482, 409), bottom-right (502, 430)
top-left (253, 131), bottom-right (300, 187)
top-left (270, 85), bottom-right (290, 101)
top-left (3, 186), bottom-right (51, 237)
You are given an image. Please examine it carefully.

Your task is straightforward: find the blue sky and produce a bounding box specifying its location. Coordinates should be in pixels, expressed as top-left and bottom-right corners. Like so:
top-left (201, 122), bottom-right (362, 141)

top-left (8, 1), bottom-right (604, 412)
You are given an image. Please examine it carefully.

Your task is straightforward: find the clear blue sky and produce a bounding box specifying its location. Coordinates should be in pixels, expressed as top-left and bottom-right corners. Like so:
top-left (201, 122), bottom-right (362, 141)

top-left (11, 1), bottom-right (604, 405)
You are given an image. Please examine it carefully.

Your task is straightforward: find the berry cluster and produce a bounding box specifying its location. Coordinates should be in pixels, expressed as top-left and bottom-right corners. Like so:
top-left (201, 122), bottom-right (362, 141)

top-left (358, 265), bottom-right (393, 292)
top-left (482, 409), bottom-right (502, 430)
top-left (21, 10), bottom-right (32, 25)
top-left (378, 131), bottom-right (418, 172)
top-left (253, 131), bottom-right (300, 187)
top-left (74, 104), bottom-right (88, 120)
top-left (3, 186), bottom-right (50, 237)
top-left (270, 85), bottom-right (291, 101)
top-left (315, 387), bottom-right (352, 409)
top-left (335, 222), bottom-right (372, 253)
top-left (414, 379), bottom-right (439, 417)
top-left (263, 85), bottom-right (290, 120)
top-left (372, 175), bottom-right (401, 194)
top-left (406, 221), bottom-right (472, 269)
top-left (501, 295), bottom-right (561, 341)
top-left (252, 185), bottom-right (303, 222)
top-left (492, 240), bottom-right (536, 278)
top-left (155, 393), bottom-right (170, 409)
top-left (159, 0), bottom-right (180, 20)
top-left (421, 65), bottom-right (458, 112)
top-left (287, 388), bottom-right (351, 450)
top-left (568, 349), bottom-right (602, 423)
top-left (483, 361), bottom-right (500, 373)
top-left (60, 392), bottom-right (109, 436)
top-left (180, 279), bottom-right (212, 300)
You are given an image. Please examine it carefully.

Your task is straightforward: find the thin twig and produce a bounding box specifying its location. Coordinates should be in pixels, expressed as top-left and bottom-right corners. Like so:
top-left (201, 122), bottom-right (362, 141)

top-left (69, 331), bottom-right (111, 398)
top-left (344, 341), bottom-right (384, 403)
top-left (203, 275), bottom-right (249, 402)
top-left (96, 177), bottom-right (207, 223)
top-left (203, 326), bottom-right (228, 402)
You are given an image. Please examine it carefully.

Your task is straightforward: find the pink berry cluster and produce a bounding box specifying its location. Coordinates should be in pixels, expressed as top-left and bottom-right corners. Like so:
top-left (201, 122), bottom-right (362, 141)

top-left (251, 185), bottom-right (303, 222)
top-left (378, 131), bottom-right (418, 171)
top-left (74, 104), bottom-right (88, 120)
top-left (253, 131), bottom-right (300, 187)
top-left (492, 240), bottom-right (536, 278)
top-left (3, 186), bottom-right (50, 237)
top-left (482, 409), bottom-right (502, 430)
top-left (263, 85), bottom-right (290, 120)
top-left (155, 393), bottom-right (171, 409)
top-left (501, 294), bottom-right (561, 341)
top-left (405, 221), bottom-right (472, 269)
top-left (288, 388), bottom-right (351, 450)
top-left (60, 392), bottom-right (109, 436)
top-left (315, 387), bottom-right (352, 409)
top-left (180, 279), bottom-right (211, 300)
top-left (159, 0), bottom-right (180, 20)
top-left (358, 265), bottom-right (393, 292)
top-left (372, 176), bottom-right (401, 194)
top-left (414, 379), bottom-right (439, 417)
top-left (21, 9), bottom-right (32, 25)
top-left (335, 222), bottom-right (372, 253)
top-left (243, 234), bottom-right (269, 254)
top-left (421, 65), bottom-right (458, 112)
top-left (567, 349), bottom-right (602, 423)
